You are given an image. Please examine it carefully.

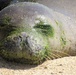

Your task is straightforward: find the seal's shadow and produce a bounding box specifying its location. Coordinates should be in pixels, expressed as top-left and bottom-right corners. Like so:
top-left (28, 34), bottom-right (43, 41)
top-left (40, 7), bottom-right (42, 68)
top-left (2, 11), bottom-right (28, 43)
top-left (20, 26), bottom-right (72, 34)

top-left (0, 56), bottom-right (37, 70)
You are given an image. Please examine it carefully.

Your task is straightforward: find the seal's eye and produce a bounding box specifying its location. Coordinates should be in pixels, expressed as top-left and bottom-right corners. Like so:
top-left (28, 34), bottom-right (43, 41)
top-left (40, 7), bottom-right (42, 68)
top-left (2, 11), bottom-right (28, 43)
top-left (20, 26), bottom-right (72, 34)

top-left (0, 16), bottom-right (11, 28)
top-left (34, 24), bottom-right (54, 37)
top-left (0, 16), bottom-right (16, 37)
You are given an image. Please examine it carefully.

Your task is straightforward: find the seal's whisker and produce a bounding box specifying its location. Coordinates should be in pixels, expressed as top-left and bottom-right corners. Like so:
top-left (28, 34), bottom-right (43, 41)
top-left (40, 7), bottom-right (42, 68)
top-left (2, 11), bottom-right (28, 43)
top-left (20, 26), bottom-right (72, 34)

top-left (47, 49), bottom-right (69, 59)
top-left (54, 53), bottom-right (62, 58)
top-left (45, 56), bottom-right (51, 60)
top-left (49, 52), bottom-right (60, 59)
top-left (55, 50), bottom-right (70, 56)
top-left (44, 54), bottom-right (54, 59)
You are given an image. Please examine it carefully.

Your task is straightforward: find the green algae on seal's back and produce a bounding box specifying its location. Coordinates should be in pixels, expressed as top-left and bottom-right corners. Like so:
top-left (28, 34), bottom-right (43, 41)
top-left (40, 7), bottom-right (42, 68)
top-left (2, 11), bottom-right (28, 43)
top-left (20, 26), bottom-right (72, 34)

top-left (0, 2), bottom-right (76, 64)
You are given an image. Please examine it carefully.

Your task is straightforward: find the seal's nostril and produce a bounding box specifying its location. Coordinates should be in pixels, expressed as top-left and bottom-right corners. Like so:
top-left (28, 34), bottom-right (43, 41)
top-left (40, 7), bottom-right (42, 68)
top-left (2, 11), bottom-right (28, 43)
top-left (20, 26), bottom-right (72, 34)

top-left (13, 36), bottom-right (22, 43)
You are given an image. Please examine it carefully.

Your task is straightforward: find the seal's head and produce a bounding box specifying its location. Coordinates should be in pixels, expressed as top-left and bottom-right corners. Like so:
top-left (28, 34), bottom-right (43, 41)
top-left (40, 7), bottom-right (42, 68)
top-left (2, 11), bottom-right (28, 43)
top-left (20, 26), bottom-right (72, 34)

top-left (0, 2), bottom-right (55, 64)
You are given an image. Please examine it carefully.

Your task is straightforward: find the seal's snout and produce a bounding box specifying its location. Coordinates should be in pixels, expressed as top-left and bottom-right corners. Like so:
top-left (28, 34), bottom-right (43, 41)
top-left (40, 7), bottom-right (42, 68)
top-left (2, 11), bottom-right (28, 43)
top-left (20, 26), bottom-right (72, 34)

top-left (4, 36), bottom-right (22, 51)
top-left (3, 32), bottom-right (28, 51)
top-left (2, 32), bottom-right (47, 64)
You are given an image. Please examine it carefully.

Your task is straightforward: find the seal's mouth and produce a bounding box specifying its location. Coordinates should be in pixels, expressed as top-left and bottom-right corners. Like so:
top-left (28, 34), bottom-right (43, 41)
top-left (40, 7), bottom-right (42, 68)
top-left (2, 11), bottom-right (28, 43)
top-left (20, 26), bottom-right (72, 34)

top-left (0, 32), bottom-right (47, 64)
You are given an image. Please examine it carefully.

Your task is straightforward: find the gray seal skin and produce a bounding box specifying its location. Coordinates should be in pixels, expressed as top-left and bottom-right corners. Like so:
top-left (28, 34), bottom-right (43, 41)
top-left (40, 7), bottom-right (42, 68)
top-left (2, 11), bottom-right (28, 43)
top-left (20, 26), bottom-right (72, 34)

top-left (0, 2), bottom-right (76, 64)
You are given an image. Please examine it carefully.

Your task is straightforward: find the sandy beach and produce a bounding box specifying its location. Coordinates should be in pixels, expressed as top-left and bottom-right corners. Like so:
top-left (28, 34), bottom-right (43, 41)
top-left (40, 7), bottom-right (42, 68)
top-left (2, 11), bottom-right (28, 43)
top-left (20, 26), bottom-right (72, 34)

top-left (0, 56), bottom-right (76, 75)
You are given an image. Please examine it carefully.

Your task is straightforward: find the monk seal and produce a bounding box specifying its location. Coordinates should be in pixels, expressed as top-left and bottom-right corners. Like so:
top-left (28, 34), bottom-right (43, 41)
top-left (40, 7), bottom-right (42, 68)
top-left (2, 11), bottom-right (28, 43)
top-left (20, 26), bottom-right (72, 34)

top-left (0, 2), bottom-right (76, 64)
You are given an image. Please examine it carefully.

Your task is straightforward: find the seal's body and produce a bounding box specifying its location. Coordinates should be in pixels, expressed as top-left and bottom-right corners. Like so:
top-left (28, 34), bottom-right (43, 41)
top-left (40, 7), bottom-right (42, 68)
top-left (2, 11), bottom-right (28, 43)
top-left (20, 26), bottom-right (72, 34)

top-left (0, 2), bottom-right (76, 64)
